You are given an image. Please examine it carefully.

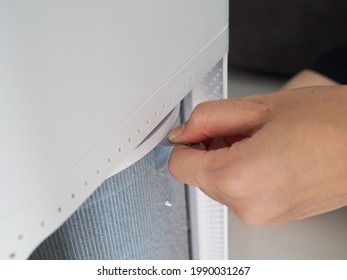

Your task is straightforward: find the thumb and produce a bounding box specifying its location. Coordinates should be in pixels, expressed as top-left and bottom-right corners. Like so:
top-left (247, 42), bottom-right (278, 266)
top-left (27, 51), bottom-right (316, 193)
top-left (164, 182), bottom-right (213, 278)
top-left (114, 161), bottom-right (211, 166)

top-left (168, 144), bottom-right (232, 189)
top-left (169, 98), bottom-right (270, 144)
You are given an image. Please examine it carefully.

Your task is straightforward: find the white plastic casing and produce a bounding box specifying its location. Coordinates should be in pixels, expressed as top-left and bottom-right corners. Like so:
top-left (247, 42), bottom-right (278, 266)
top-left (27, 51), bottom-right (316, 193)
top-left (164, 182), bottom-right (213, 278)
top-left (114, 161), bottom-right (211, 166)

top-left (0, 0), bottom-right (228, 259)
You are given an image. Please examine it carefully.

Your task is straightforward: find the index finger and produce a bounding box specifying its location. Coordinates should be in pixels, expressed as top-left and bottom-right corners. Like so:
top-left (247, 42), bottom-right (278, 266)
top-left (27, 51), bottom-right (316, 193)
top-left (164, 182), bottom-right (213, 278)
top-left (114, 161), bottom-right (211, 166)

top-left (169, 98), bottom-right (270, 144)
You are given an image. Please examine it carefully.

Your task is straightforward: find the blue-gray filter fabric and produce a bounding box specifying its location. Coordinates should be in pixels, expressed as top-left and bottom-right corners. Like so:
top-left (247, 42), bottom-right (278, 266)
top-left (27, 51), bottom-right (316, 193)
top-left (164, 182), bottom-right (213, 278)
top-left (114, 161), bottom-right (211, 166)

top-left (29, 146), bottom-right (189, 260)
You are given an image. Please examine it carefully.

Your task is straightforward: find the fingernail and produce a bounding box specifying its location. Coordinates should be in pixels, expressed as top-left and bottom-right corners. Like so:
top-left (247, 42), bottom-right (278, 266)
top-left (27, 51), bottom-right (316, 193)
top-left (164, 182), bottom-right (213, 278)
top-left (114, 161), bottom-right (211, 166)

top-left (168, 124), bottom-right (185, 142)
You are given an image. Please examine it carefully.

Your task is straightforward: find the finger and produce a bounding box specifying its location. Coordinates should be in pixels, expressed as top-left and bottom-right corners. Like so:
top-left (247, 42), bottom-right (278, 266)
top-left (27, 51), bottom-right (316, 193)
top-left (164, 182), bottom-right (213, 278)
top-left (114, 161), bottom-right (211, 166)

top-left (168, 145), bottom-right (205, 186)
top-left (168, 144), bottom-right (231, 188)
top-left (168, 98), bottom-right (270, 144)
top-left (169, 145), bottom-right (234, 209)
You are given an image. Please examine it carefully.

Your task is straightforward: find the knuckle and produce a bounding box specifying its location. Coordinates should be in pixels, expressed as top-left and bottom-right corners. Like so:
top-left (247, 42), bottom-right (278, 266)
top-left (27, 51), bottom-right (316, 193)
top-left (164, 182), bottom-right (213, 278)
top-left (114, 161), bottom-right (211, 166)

top-left (235, 200), bottom-right (281, 226)
top-left (236, 208), bottom-right (269, 226)
top-left (213, 169), bottom-right (232, 191)
top-left (246, 105), bottom-right (269, 126)
top-left (192, 102), bottom-right (209, 115)
top-left (189, 102), bottom-right (212, 130)
top-left (239, 98), bottom-right (271, 124)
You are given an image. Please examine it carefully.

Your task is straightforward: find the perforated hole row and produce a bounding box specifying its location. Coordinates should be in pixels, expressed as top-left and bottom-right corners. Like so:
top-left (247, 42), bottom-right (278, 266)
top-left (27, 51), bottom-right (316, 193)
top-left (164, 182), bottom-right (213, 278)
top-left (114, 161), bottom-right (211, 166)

top-left (8, 53), bottom-right (223, 259)
top-left (84, 54), bottom-right (220, 190)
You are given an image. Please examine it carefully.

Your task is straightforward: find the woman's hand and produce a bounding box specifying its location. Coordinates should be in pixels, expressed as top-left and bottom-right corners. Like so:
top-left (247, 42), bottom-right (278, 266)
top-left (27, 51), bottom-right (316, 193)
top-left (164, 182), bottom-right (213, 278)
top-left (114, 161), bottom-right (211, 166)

top-left (168, 86), bottom-right (347, 225)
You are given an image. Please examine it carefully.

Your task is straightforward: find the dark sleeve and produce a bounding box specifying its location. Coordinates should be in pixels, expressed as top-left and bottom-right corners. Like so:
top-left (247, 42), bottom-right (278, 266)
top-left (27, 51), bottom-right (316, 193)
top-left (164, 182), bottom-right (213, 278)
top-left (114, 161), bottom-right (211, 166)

top-left (308, 45), bottom-right (347, 84)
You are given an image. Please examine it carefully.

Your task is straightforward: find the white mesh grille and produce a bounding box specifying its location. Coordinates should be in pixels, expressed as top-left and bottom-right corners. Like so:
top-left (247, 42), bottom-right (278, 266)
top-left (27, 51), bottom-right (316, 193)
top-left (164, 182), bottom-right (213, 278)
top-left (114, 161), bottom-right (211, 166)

top-left (183, 58), bottom-right (228, 260)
